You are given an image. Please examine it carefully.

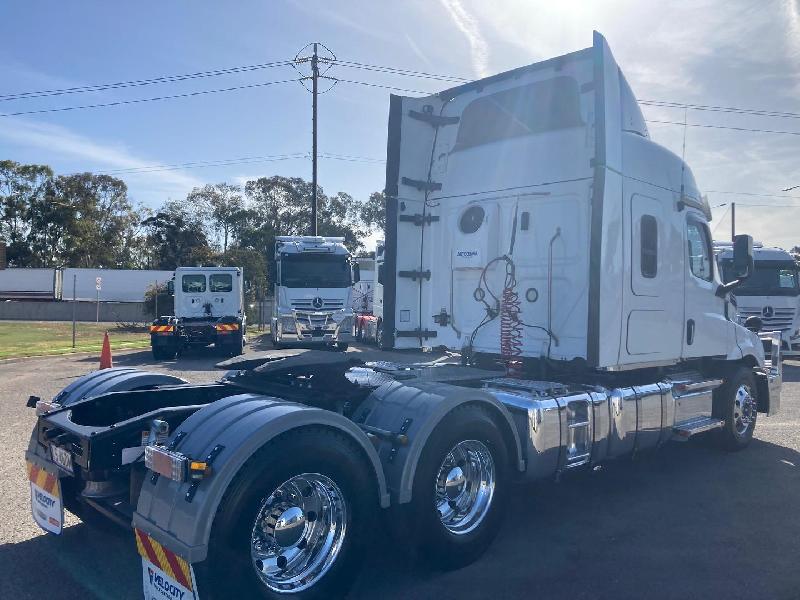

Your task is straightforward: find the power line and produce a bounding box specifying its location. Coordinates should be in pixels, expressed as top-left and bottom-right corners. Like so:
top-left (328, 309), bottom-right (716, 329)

top-left (705, 190), bottom-right (800, 200)
top-left (640, 99), bottom-right (800, 121)
top-left (646, 119), bottom-right (800, 137)
top-left (0, 59), bottom-right (300, 102)
top-left (320, 59), bottom-right (470, 84)
top-left (97, 151), bottom-right (384, 176)
top-left (0, 77), bottom-right (302, 118)
top-left (101, 153), bottom-right (311, 175)
top-left (711, 205), bottom-right (732, 234)
top-left (322, 76), bottom-right (433, 95)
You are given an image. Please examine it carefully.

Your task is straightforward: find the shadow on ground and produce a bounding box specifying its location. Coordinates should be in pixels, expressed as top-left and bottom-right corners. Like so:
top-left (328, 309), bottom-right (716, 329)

top-left (3, 436), bottom-right (798, 600)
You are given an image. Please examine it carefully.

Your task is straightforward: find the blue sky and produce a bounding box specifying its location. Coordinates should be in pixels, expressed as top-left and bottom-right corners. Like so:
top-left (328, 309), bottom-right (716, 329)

top-left (2, 1), bottom-right (800, 248)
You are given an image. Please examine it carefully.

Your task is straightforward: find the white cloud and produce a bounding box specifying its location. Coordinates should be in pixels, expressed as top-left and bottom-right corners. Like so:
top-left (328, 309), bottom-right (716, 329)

top-left (438, 0), bottom-right (490, 77)
top-left (0, 118), bottom-right (203, 199)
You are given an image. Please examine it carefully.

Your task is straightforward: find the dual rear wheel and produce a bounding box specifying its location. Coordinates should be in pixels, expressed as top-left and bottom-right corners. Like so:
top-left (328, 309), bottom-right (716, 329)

top-left (199, 407), bottom-right (509, 599)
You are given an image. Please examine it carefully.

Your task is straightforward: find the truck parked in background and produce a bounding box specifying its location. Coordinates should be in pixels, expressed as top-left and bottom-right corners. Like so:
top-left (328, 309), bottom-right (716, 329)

top-left (352, 255), bottom-right (375, 315)
top-left (0, 268), bottom-right (62, 300)
top-left (63, 268), bottom-right (173, 302)
top-left (717, 243), bottom-right (800, 356)
top-left (150, 266), bottom-right (245, 359)
top-left (355, 239), bottom-right (386, 344)
top-left (270, 236), bottom-right (356, 350)
top-left (26, 33), bottom-right (782, 600)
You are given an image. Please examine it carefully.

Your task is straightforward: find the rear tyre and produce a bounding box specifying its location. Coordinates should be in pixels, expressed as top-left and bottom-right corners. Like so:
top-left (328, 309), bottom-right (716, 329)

top-left (397, 405), bottom-right (508, 570)
top-left (198, 429), bottom-right (376, 600)
top-left (713, 367), bottom-right (758, 451)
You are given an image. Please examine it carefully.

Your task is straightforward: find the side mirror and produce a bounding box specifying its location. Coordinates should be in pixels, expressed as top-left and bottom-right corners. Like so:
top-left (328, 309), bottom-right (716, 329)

top-left (716, 234), bottom-right (754, 298)
top-left (732, 234), bottom-right (754, 279)
top-left (167, 280), bottom-right (174, 296)
top-left (352, 263), bottom-right (361, 284)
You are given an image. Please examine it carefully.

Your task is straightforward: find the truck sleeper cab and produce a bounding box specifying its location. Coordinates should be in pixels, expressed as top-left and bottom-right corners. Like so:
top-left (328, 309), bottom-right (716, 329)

top-left (25, 32), bottom-right (783, 600)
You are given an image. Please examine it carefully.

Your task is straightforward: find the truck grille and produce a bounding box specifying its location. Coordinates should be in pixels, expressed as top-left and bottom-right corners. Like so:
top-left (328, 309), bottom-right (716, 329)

top-left (738, 306), bottom-right (796, 333)
top-left (290, 298), bottom-right (344, 310)
top-left (293, 311), bottom-right (337, 332)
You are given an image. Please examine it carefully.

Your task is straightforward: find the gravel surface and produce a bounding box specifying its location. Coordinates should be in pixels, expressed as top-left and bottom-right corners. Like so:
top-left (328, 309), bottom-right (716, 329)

top-left (1, 343), bottom-right (798, 599)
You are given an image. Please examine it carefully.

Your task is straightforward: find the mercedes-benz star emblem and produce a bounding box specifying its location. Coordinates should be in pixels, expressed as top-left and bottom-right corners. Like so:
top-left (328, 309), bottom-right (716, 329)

top-left (762, 306), bottom-right (774, 318)
top-left (312, 296), bottom-right (324, 309)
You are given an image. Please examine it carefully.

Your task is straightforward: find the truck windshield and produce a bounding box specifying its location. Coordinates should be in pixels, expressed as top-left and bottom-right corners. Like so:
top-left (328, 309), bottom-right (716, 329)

top-left (721, 260), bottom-right (800, 296)
top-left (280, 254), bottom-right (352, 288)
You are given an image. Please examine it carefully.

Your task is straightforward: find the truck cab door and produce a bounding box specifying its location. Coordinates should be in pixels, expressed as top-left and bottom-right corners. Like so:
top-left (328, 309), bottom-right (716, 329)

top-left (682, 214), bottom-right (729, 358)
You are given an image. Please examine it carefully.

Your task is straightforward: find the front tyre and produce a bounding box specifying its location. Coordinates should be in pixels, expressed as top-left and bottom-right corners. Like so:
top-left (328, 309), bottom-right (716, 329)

top-left (713, 367), bottom-right (758, 451)
top-left (401, 405), bottom-right (508, 570)
top-left (198, 429), bottom-right (375, 600)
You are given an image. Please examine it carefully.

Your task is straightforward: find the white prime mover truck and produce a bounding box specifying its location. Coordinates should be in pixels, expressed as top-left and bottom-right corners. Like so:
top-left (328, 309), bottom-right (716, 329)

top-left (150, 266), bottom-right (246, 359)
top-left (716, 243), bottom-right (800, 357)
top-left (270, 236), bottom-right (356, 350)
top-left (26, 33), bottom-right (781, 600)
top-left (355, 239), bottom-right (386, 344)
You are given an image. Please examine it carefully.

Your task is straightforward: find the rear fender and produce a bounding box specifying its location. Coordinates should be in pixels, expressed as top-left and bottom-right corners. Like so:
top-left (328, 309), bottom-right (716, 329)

top-left (133, 393), bottom-right (388, 563)
top-left (53, 368), bottom-right (188, 407)
top-left (353, 381), bottom-right (525, 504)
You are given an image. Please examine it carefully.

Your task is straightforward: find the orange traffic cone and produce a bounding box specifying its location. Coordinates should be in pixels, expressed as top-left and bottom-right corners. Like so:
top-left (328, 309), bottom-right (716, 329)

top-left (99, 331), bottom-right (113, 369)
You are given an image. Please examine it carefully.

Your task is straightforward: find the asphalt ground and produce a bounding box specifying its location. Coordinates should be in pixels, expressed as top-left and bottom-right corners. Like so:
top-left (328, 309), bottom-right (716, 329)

top-left (1, 340), bottom-right (799, 599)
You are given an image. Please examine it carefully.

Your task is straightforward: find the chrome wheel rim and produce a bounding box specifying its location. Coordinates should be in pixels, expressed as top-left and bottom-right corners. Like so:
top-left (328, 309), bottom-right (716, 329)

top-left (733, 384), bottom-right (757, 436)
top-left (250, 473), bottom-right (347, 594)
top-left (435, 439), bottom-right (495, 535)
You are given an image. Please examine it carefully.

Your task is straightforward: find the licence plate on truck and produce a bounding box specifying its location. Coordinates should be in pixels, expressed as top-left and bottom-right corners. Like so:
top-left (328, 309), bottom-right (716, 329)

top-left (27, 461), bottom-right (64, 534)
top-left (136, 528), bottom-right (198, 600)
top-left (50, 443), bottom-right (73, 474)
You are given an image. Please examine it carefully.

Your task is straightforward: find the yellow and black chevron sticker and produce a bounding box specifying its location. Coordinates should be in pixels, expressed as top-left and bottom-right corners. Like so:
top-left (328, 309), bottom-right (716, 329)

top-left (27, 462), bottom-right (60, 498)
top-left (135, 528), bottom-right (193, 591)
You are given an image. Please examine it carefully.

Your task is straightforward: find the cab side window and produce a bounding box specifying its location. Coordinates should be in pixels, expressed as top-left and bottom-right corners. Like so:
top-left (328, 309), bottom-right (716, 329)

top-left (687, 221), bottom-right (713, 281)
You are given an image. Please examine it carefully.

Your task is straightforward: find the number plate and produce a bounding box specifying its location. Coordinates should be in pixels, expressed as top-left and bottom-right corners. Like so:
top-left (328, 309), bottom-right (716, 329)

top-left (50, 444), bottom-right (73, 474)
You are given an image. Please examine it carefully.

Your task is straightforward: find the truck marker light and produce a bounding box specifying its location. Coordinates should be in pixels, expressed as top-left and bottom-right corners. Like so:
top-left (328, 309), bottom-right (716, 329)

top-left (144, 446), bottom-right (187, 482)
top-left (189, 461), bottom-right (210, 480)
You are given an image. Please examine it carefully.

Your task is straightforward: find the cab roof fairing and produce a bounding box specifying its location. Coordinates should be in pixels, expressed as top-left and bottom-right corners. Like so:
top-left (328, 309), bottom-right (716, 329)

top-left (275, 236), bottom-right (350, 256)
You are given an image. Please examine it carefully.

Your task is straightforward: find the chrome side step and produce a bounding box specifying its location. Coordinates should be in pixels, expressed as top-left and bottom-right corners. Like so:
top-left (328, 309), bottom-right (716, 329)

top-left (672, 416), bottom-right (725, 441)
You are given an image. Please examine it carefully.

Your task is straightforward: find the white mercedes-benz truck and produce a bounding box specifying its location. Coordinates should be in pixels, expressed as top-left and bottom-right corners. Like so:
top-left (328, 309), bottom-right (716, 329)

top-left (717, 243), bottom-right (800, 357)
top-left (270, 236), bottom-right (356, 350)
top-left (150, 266), bottom-right (246, 359)
top-left (26, 33), bottom-right (781, 600)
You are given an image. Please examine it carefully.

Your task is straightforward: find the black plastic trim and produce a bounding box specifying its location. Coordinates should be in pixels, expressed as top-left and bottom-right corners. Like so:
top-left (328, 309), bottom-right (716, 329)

top-left (587, 32), bottom-right (607, 368)
top-left (383, 94), bottom-right (403, 350)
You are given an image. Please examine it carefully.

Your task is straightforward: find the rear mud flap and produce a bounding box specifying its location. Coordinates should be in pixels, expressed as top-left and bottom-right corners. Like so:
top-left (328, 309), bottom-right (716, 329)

top-left (136, 528), bottom-right (198, 600)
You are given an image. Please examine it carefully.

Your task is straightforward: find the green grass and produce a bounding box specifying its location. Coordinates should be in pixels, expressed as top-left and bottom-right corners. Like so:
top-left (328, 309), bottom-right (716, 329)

top-left (0, 321), bottom-right (151, 359)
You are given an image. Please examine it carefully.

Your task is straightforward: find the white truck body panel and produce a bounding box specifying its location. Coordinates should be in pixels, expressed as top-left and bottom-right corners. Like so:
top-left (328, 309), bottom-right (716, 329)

top-left (272, 236), bottom-right (354, 346)
top-left (383, 31), bottom-right (749, 370)
top-left (0, 268), bottom-right (62, 300)
top-left (716, 245), bottom-right (800, 355)
top-left (62, 268), bottom-right (173, 302)
top-left (173, 266), bottom-right (244, 320)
